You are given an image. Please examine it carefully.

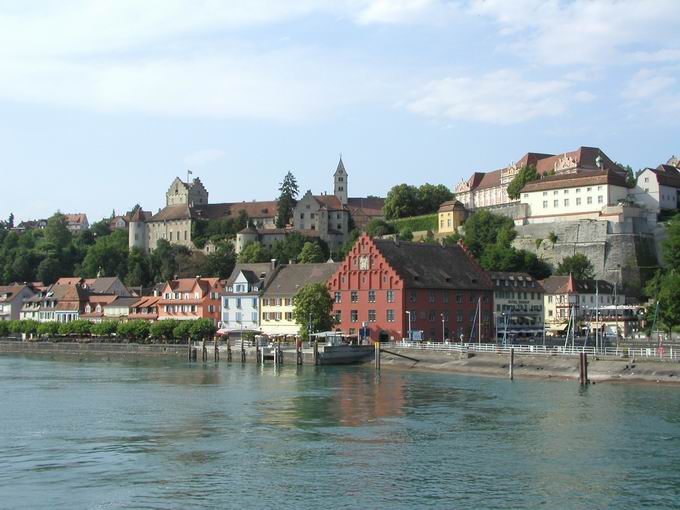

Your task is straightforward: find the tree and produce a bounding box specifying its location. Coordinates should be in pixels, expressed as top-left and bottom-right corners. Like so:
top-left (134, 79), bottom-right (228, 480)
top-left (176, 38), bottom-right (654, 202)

top-left (238, 241), bottom-right (271, 263)
top-left (150, 320), bottom-right (178, 343)
top-left (555, 253), bottom-right (595, 279)
top-left (658, 271), bottom-right (680, 333)
top-left (365, 219), bottom-right (395, 238)
top-left (462, 210), bottom-right (515, 258)
top-left (201, 241), bottom-right (236, 279)
top-left (91, 321), bottom-right (118, 337)
top-left (81, 229), bottom-right (129, 279)
top-left (383, 184), bottom-right (419, 220)
top-left (7, 213), bottom-right (14, 229)
top-left (662, 214), bottom-right (680, 270)
top-left (36, 257), bottom-right (61, 284)
top-left (126, 247), bottom-right (152, 287)
top-left (336, 229), bottom-right (361, 260)
top-left (507, 165), bottom-right (540, 200)
top-left (117, 320), bottom-right (150, 341)
top-left (298, 242), bottom-right (325, 263)
top-left (292, 282), bottom-right (335, 340)
top-left (45, 213), bottom-right (72, 250)
top-left (90, 220), bottom-right (112, 238)
top-left (190, 318), bottom-right (217, 341)
top-left (276, 171), bottom-right (299, 228)
top-left (37, 322), bottom-right (60, 337)
top-left (173, 321), bottom-right (193, 343)
top-left (416, 184), bottom-right (454, 215)
top-left (270, 232), bottom-right (308, 263)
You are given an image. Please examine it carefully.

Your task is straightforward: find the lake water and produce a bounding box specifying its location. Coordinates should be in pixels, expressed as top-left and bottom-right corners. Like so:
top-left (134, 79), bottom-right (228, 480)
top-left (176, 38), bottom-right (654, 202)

top-left (1, 355), bottom-right (679, 509)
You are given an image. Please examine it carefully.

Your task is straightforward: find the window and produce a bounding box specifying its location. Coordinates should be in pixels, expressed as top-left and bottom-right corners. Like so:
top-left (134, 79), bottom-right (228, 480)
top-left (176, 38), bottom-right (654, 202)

top-left (469, 293), bottom-right (475, 304)
top-left (542, 191), bottom-right (547, 196)
top-left (386, 290), bottom-right (395, 303)
top-left (543, 201), bottom-right (548, 208)
top-left (576, 197), bottom-right (581, 205)
top-left (598, 195), bottom-right (603, 204)
top-left (587, 187), bottom-right (592, 192)
top-left (523, 193), bottom-right (528, 198)
top-left (548, 296), bottom-right (553, 303)
top-left (456, 310), bottom-right (463, 323)
top-left (368, 290), bottom-right (376, 303)
top-left (334, 292), bottom-right (342, 304)
top-left (410, 290), bottom-right (417, 303)
top-left (564, 189), bottom-right (569, 194)
top-left (576, 188), bottom-right (581, 193)
top-left (208, 305), bottom-right (215, 313)
top-left (587, 196), bottom-right (593, 204)
top-left (443, 291), bottom-right (449, 304)
top-left (564, 199), bottom-right (569, 206)
top-left (456, 292), bottom-right (463, 304)
top-left (335, 310), bottom-right (342, 323)
top-left (252, 312), bottom-right (258, 322)
top-left (351, 291), bottom-right (358, 303)
top-left (553, 190), bottom-right (558, 195)
top-left (644, 177), bottom-right (649, 183)
top-left (429, 311), bottom-right (436, 322)
top-left (428, 290), bottom-right (436, 303)
top-left (553, 200), bottom-right (559, 207)
top-left (387, 309), bottom-right (395, 322)
top-left (351, 310), bottom-right (358, 322)
top-left (368, 310), bottom-right (376, 322)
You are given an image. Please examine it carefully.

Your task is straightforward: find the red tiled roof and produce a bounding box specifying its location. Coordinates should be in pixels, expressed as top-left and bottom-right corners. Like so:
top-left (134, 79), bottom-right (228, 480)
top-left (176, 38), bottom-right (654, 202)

top-left (521, 169), bottom-right (628, 193)
top-left (314, 195), bottom-right (347, 210)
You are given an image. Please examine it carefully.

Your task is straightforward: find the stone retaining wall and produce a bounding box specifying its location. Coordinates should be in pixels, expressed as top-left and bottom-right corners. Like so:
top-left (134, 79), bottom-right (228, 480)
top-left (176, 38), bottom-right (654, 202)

top-left (0, 340), bottom-right (187, 357)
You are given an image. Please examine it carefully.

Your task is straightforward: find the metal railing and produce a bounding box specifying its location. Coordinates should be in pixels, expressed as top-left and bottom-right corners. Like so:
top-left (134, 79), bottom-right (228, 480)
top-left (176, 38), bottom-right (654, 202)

top-left (382, 341), bottom-right (680, 360)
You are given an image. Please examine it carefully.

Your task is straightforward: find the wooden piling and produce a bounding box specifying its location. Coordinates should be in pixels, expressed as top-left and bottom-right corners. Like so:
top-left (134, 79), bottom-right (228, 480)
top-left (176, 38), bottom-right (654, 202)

top-left (240, 338), bottom-right (246, 363)
top-left (201, 339), bottom-right (207, 362)
top-left (227, 337), bottom-right (232, 362)
top-left (255, 338), bottom-right (261, 365)
top-left (187, 338), bottom-right (192, 362)
top-left (578, 353), bottom-right (585, 385)
top-left (214, 337), bottom-right (219, 362)
top-left (509, 347), bottom-right (514, 380)
top-left (296, 339), bottom-right (302, 366)
top-left (277, 340), bottom-right (282, 365)
top-left (374, 341), bottom-right (381, 370)
top-left (313, 339), bottom-right (319, 366)
top-left (583, 352), bottom-right (589, 384)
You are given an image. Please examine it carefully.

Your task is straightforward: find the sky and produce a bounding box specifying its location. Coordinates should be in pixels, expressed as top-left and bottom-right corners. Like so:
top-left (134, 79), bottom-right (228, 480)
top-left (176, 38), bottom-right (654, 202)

top-left (2, 0), bottom-right (680, 223)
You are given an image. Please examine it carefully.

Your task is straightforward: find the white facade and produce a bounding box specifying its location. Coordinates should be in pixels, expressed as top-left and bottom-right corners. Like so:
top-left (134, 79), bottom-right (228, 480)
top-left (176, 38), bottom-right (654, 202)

top-left (631, 168), bottom-right (679, 212)
top-left (221, 272), bottom-right (260, 332)
top-left (522, 183), bottom-right (629, 223)
top-left (544, 290), bottom-right (624, 328)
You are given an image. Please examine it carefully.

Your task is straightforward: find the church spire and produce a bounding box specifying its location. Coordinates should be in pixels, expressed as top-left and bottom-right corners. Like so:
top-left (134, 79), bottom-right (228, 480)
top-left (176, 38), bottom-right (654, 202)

top-left (335, 154), bottom-right (346, 175)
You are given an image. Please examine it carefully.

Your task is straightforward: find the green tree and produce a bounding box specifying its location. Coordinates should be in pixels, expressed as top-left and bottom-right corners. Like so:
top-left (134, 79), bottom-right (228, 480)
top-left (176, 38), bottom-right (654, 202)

top-left (45, 213), bottom-right (72, 250)
top-left (416, 184), bottom-right (454, 215)
top-left (117, 320), bottom-right (150, 341)
top-left (555, 253), bottom-right (595, 279)
top-left (276, 171), bottom-right (299, 228)
top-left (298, 242), bottom-right (325, 263)
top-left (462, 210), bottom-right (515, 258)
top-left (201, 241), bottom-right (236, 279)
top-left (292, 282), bottom-right (335, 340)
top-left (657, 271), bottom-right (680, 333)
top-left (0, 321), bottom-right (10, 337)
top-left (336, 229), bottom-right (361, 260)
top-left (91, 321), bottom-right (118, 337)
top-left (150, 320), bottom-right (179, 343)
top-left (36, 256), bottom-right (62, 285)
top-left (190, 318), bottom-right (217, 340)
top-left (238, 241), bottom-right (271, 263)
top-left (270, 232), bottom-right (308, 263)
top-left (69, 320), bottom-right (92, 336)
top-left (662, 215), bottom-right (680, 270)
top-left (383, 184), bottom-right (419, 220)
top-left (173, 321), bottom-right (193, 343)
top-left (507, 165), bottom-right (540, 199)
top-left (37, 322), bottom-right (60, 337)
top-left (90, 220), bottom-right (112, 238)
top-left (7, 213), bottom-right (14, 229)
top-left (81, 229), bottom-right (129, 279)
top-left (126, 247), bottom-right (152, 287)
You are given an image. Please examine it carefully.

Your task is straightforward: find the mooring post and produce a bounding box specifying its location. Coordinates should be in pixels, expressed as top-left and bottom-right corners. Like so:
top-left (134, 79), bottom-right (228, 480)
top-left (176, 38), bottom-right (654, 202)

top-left (313, 338), bottom-right (319, 366)
top-left (241, 338), bottom-right (246, 363)
top-left (277, 340), bottom-right (282, 365)
top-left (255, 338), bottom-right (261, 365)
top-left (583, 352), bottom-right (589, 384)
top-left (296, 339), bottom-right (302, 366)
top-left (214, 336), bottom-right (219, 362)
top-left (187, 337), bottom-right (192, 362)
top-left (227, 337), bottom-right (232, 362)
top-left (509, 347), bottom-right (514, 380)
top-left (202, 339), bottom-right (207, 362)
top-left (375, 341), bottom-right (381, 370)
top-left (579, 353), bottom-right (585, 385)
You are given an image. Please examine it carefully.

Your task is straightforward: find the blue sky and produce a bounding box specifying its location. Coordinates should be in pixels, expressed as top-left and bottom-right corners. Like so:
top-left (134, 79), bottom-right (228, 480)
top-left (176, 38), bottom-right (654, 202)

top-left (2, 0), bottom-right (680, 223)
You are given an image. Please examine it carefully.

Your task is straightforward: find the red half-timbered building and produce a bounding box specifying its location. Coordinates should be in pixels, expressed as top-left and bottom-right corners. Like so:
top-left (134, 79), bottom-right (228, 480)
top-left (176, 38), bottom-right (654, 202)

top-left (328, 234), bottom-right (493, 342)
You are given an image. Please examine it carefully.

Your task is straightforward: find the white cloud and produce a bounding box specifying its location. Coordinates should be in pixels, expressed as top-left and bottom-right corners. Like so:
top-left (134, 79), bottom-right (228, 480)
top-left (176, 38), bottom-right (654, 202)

top-left (621, 68), bottom-right (680, 114)
top-left (184, 149), bottom-right (226, 168)
top-left (469, 0), bottom-right (680, 66)
top-left (406, 70), bottom-right (575, 124)
top-left (354, 0), bottom-right (457, 25)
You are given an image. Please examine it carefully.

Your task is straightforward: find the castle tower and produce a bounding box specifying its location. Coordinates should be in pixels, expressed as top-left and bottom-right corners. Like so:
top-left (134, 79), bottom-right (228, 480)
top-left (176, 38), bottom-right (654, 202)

top-left (334, 156), bottom-right (348, 205)
top-left (165, 176), bottom-right (209, 206)
top-left (128, 208), bottom-right (148, 253)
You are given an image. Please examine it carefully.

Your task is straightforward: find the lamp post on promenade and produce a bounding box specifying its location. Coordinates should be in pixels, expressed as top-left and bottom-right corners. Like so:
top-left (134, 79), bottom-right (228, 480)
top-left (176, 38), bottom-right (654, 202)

top-left (441, 313), bottom-right (446, 343)
top-left (405, 311), bottom-right (412, 341)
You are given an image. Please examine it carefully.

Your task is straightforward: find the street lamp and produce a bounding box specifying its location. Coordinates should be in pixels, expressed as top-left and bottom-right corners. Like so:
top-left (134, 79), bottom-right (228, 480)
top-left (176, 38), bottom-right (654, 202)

top-left (441, 313), bottom-right (446, 343)
top-left (405, 311), bottom-right (412, 341)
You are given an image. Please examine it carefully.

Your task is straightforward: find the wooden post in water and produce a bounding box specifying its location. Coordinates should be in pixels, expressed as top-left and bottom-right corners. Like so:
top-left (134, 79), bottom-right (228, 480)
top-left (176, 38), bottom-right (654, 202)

top-left (187, 338), bottom-right (192, 362)
top-left (201, 339), bottom-right (207, 362)
top-left (313, 338), bottom-right (319, 366)
top-left (241, 337), bottom-right (246, 363)
top-left (214, 336), bottom-right (219, 362)
top-left (578, 353), bottom-right (585, 385)
top-left (296, 339), bottom-right (303, 366)
top-left (374, 341), bottom-right (381, 370)
top-left (583, 352), bottom-right (589, 384)
top-left (227, 337), bottom-right (232, 362)
top-left (277, 340), bottom-right (282, 365)
top-left (509, 347), bottom-right (514, 380)
top-left (255, 338), bottom-right (261, 365)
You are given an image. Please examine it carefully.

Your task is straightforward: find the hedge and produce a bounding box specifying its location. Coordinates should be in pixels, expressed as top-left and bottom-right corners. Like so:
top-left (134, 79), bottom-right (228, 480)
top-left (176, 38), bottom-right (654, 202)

top-left (389, 213), bottom-right (438, 234)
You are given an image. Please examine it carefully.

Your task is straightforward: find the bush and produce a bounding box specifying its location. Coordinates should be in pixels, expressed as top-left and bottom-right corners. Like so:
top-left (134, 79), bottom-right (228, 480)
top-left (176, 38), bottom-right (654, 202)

top-left (0, 321), bottom-right (11, 337)
top-left (69, 320), bottom-right (92, 337)
top-left (190, 318), bottom-right (217, 341)
top-left (116, 320), bottom-right (150, 342)
top-left (173, 321), bottom-right (193, 343)
top-left (58, 322), bottom-right (74, 336)
top-left (150, 319), bottom-right (179, 343)
top-left (37, 322), bottom-right (60, 337)
top-left (389, 214), bottom-right (438, 234)
top-left (91, 321), bottom-right (118, 337)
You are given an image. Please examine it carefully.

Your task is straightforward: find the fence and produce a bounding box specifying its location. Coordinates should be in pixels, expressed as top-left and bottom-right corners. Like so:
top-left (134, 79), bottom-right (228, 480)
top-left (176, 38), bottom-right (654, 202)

top-left (383, 341), bottom-right (680, 360)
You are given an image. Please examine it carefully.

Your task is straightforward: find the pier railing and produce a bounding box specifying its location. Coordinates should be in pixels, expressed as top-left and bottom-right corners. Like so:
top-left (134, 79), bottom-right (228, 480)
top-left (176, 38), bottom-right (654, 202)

top-left (384, 341), bottom-right (680, 360)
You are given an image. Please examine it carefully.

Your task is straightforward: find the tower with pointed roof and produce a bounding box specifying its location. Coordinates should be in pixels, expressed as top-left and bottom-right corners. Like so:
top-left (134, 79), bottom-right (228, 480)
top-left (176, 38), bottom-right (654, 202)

top-left (334, 156), bottom-right (348, 205)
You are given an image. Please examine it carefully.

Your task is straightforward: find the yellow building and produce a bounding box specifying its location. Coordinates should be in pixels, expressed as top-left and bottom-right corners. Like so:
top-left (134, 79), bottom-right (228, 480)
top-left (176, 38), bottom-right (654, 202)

top-left (260, 262), bottom-right (340, 337)
top-left (437, 200), bottom-right (466, 234)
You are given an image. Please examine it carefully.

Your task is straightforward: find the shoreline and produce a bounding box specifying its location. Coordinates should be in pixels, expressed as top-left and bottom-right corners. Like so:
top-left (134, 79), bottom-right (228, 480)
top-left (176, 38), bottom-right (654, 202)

top-left (2, 340), bottom-right (680, 385)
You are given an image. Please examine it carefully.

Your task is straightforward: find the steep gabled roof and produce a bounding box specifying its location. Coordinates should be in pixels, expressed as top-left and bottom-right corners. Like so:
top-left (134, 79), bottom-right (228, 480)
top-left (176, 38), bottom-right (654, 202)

top-left (521, 169), bottom-right (628, 193)
top-left (540, 276), bottom-right (615, 295)
top-left (371, 238), bottom-right (492, 290)
top-left (149, 204), bottom-right (194, 222)
top-left (263, 262), bottom-right (340, 296)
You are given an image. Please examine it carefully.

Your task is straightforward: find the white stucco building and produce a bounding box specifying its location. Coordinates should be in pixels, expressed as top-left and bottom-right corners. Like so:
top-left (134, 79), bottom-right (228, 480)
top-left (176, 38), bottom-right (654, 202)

top-left (630, 164), bottom-right (680, 213)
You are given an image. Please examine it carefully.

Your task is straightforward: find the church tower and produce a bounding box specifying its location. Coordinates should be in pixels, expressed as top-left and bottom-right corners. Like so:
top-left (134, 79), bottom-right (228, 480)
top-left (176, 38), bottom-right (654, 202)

top-left (334, 156), bottom-right (348, 205)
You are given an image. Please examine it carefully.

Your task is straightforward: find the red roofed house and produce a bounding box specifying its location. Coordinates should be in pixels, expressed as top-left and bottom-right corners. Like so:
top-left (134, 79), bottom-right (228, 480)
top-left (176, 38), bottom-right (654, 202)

top-left (128, 296), bottom-right (161, 321)
top-left (157, 277), bottom-right (225, 323)
top-left (63, 213), bottom-right (89, 232)
top-left (328, 234), bottom-right (493, 342)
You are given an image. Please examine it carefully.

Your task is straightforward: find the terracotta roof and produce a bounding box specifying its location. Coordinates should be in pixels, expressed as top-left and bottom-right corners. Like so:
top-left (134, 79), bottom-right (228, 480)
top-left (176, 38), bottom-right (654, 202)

top-left (0, 285), bottom-right (30, 303)
top-left (56, 277), bottom-right (83, 286)
top-left (521, 169), bottom-right (628, 193)
top-left (131, 296), bottom-right (161, 308)
top-left (63, 213), bottom-right (88, 224)
top-left (370, 238), bottom-right (492, 290)
top-left (200, 201), bottom-right (279, 220)
top-left (540, 275), bottom-right (614, 295)
top-left (263, 263), bottom-right (340, 296)
top-left (438, 200), bottom-right (465, 212)
top-left (314, 195), bottom-right (347, 211)
top-left (164, 277), bottom-right (223, 294)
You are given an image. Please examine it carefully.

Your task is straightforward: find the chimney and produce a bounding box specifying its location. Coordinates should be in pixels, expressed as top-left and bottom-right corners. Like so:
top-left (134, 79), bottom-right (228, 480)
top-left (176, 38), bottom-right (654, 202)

top-left (271, 259), bottom-right (278, 270)
top-left (153, 289), bottom-right (159, 297)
